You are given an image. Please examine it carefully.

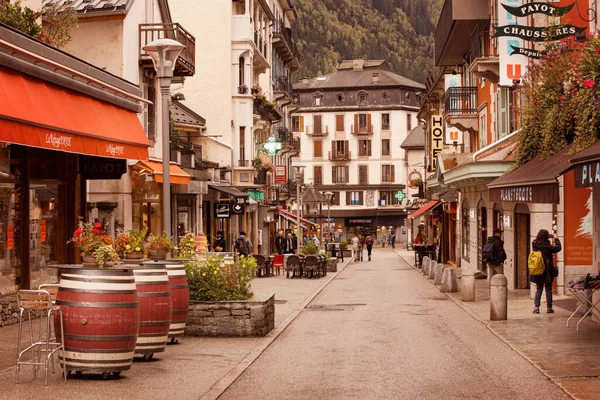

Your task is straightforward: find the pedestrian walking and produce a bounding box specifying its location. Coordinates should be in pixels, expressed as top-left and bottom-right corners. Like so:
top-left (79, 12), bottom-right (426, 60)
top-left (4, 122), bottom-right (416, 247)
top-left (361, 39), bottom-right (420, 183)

top-left (381, 237), bottom-right (385, 248)
top-left (234, 231), bottom-right (252, 257)
top-left (365, 235), bottom-right (374, 261)
top-left (483, 228), bottom-right (507, 283)
top-left (275, 230), bottom-right (285, 255)
top-left (531, 229), bottom-right (561, 314)
top-left (356, 236), bottom-right (364, 262)
top-left (212, 230), bottom-right (226, 252)
top-left (312, 235), bottom-right (320, 248)
top-left (391, 233), bottom-right (396, 248)
top-left (351, 234), bottom-right (360, 261)
top-left (284, 232), bottom-right (297, 254)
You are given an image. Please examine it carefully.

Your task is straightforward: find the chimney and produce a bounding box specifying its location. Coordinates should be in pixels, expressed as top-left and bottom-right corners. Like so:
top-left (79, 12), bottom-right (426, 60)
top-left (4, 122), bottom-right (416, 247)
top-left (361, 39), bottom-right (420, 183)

top-left (302, 76), bottom-right (308, 86)
top-left (353, 58), bottom-right (364, 71)
top-left (372, 72), bottom-right (379, 84)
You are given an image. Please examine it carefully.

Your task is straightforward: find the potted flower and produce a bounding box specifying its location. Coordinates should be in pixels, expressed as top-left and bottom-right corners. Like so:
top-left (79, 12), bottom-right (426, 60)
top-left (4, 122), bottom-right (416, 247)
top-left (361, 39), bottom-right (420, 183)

top-left (251, 83), bottom-right (262, 95)
top-left (176, 232), bottom-right (197, 259)
top-left (238, 83), bottom-right (248, 94)
top-left (68, 222), bottom-right (115, 267)
top-left (94, 244), bottom-right (120, 268)
top-left (115, 228), bottom-right (147, 260)
top-left (145, 231), bottom-right (174, 260)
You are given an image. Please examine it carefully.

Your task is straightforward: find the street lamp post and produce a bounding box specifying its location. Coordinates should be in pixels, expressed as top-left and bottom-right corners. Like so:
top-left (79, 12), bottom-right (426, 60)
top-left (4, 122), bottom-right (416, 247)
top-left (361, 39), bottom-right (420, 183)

top-left (324, 191), bottom-right (333, 250)
top-left (293, 166), bottom-right (305, 249)
top-left (143, 39), bottom-right (185, 240)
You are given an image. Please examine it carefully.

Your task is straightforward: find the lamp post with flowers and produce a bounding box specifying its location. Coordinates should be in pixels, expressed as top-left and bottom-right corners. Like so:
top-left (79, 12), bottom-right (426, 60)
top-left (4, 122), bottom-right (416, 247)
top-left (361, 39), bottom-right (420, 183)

top-left (143, 39), bottom-right (185, 240)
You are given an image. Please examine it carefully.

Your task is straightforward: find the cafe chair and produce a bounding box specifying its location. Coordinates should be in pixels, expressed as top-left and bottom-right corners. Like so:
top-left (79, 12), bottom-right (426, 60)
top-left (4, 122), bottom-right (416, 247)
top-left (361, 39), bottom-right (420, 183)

top-left (303, 256), bottom-right (319, 279)
top-left (16, 289), bottom-right (66, 386)
top-left (271, 255), bottom-right (284, 276)
top-left (253, 255), bottom-right (269, 277)
top-left (286, 255), bottom-right (301, 278)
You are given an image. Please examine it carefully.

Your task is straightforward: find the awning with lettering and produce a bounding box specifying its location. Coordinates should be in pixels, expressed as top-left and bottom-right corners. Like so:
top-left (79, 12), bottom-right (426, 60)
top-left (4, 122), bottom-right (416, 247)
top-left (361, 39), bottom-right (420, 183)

top-left (0, 66), bottom-right (149, 160)
top-left (487, 145), bottom-right (573, 204)
top-left (134, 160), bottom-right (191, 185)
top-left (409, 200), bottom-right (441, 219)
top-left (569, 140), bottom-right (600, 188)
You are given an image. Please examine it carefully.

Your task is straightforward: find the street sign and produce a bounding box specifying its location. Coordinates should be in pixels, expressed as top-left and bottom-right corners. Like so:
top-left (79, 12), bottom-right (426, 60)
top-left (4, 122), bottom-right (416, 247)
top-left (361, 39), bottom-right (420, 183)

top-left (232, 203), bottom-right (244, 215)
top-left (274, 165), bottom-right (287, 184)
top-left (215, 202), bottom-right (231, 219)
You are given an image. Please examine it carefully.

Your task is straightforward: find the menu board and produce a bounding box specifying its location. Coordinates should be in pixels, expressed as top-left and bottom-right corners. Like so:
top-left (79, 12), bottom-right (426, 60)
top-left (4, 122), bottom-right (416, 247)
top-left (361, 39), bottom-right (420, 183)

top-left (195, 235), bottom-right (208, 253)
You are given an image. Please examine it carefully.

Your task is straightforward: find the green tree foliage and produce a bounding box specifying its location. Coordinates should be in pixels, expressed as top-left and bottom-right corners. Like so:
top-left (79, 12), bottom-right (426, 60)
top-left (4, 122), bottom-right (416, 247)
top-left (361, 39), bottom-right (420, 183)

top-left (293, 0), bottom-right (443, 82)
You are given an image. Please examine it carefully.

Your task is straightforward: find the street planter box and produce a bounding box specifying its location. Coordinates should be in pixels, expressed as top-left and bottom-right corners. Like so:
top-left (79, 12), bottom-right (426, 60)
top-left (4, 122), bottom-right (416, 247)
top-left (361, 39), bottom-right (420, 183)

top-left (327, 258), bottom-right (338, 272)
top-left (185, 292), bottom-right (275, 337)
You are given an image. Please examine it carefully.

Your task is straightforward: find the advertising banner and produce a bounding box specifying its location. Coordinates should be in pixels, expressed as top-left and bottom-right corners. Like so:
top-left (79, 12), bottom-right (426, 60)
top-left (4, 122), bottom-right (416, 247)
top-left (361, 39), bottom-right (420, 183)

top-left (564, 170), bottom-right (593, 266)
top-left (497, 0), bottom-right (528, 86)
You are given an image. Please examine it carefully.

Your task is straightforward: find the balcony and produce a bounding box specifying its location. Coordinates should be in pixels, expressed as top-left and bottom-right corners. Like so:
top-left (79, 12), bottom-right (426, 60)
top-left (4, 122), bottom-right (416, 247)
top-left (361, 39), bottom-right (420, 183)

top-left (139, 23), bottom-right (196, 77)
top-left (171, 139), bottom-right (204, 170)
top-left (252, 29), bottom-right (270, 74)
top-left (238, 160), bottom-right (250, 168)
top-left (273, 75), bottom-right (293, 100)
top-left (275, 126), bottom-right (293, 144)
top-left (443, 87), bottom-right (478, 132)
top-left (434, 0), bottom-right (489, 66)
top-left (329, 151), bottom-right (351, 161)
top-left (351, 124), bottom-right (373, 135)
top-left (468, 21), bottom-right (499, 83)
top-left (272, 20), bottom-right (299, 69)
top-left (253, 98), bottom-right (283, 123)
top-left (307, 125), bottom-right (329, 136)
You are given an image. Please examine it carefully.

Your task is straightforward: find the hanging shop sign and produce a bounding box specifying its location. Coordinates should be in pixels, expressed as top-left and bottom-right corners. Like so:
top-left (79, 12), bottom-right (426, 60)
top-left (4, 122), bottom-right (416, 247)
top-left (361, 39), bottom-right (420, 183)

top-left (430, 115), bottom-right (443, 172)
top-left (231, 203), bottom-right (245, 215)
top-left (502, 2), bottom-right (575, 17)
top-left (574, 161), bottom-right (600, 188)
top-left (493, 24), bottom-right (586, 42)
top-left (394, 190), bottom-right (406, 203)
top-left (274, 165), bottom-right (287, 184)
top-left (214, 202), bottom-right (231, 219)
top-left (445, 123), bottom-right (462, 145)
top-left (497, 0), bottom-right (528, 86)
top-left (247, 190), bottom-right (265, 201)
top-left (263, 137), bottom-right (283, 155)
top-left (510, 45), bottom-right (545, 59)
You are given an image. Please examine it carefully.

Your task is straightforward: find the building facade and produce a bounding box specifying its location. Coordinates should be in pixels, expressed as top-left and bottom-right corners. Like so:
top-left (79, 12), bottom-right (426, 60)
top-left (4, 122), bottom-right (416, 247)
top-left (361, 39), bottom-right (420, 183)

top-left (292, 59), bottom-right (425, 244)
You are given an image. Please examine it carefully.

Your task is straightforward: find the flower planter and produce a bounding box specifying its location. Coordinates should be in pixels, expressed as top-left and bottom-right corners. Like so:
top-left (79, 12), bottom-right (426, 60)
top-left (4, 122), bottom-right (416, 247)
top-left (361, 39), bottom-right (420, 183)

top-left (55, 267), bottom-right (140, 377)
top-left (238, 86), bottom-right (248, 94)
top-left (125, 252), bottom-right (144, 265)
top-left (185, 293), bottom-right (274, 337)
top-left (82, 255), bottom-right (99, 268)
top-left (148, 249), bottom-right (169, 260)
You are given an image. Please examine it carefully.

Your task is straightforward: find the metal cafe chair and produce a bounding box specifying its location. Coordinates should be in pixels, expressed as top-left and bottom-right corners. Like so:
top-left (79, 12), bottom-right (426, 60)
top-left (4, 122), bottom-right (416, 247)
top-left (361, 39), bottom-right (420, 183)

top-left (16, 289), bottom-right (66, 385)
top-left (252, 254), bottom-right (269, 277)
top-left (286, 255), bottom-right (302, 278)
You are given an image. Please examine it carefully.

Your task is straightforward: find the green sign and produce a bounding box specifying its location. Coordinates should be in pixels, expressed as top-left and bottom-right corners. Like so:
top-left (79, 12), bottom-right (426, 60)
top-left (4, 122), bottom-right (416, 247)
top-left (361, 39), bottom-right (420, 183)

top-left (263, 137), bottom-right (283, 155)
top-left (394, 190), bottom-right (406, 203)
top-left (247, 190), bottom-right (264, 201)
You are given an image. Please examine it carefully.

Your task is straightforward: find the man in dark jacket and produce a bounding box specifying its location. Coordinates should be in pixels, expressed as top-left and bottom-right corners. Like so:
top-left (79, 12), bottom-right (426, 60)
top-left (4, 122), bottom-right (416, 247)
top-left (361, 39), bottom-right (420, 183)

top-left (531, 229), bottom-right (562, 314)
top-left (274, 231), bottom-right (285, 255)
top-left (484, 228), bottom-right (507, 283)
top-left (284, 233), bottom-right (297, 254)
top-left (213, 231), bottom-right (226, 252)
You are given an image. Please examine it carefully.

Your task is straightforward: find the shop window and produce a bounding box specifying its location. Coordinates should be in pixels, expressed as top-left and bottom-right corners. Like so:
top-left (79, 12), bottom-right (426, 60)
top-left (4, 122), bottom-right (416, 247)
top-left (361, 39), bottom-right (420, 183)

top-left (462, 200), bottom-right (470, 262)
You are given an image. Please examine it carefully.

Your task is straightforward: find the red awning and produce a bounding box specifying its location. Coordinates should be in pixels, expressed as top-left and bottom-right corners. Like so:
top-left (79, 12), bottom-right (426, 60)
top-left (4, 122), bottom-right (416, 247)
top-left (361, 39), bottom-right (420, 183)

top-left (409, 200), bottom-right (441, 219)
top-left (0, 66), bottom-right (149, 160)
top-left (277, 207), bottom-right (317, 228)
top-left (134, 160), bottom-right (191, 185)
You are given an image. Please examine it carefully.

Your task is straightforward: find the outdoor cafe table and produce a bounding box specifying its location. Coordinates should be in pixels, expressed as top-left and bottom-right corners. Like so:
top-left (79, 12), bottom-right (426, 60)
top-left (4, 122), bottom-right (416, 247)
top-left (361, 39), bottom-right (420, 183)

top-left (413, 244), bottom-right (433, 267)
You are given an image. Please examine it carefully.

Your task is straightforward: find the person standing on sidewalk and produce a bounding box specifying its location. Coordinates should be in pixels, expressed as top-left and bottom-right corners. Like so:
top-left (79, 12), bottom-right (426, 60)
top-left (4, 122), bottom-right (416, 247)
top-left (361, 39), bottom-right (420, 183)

top-left (391, 233), bottom-right (396, 249)
top-left (351, 234), bottom-right (360, 261)
top-left (483, 228), bottom-right (507, 283)
top-left (275, 231), bottom-right (285, 255)
top-left (234, 231), bottom-right (252, 257)
top-left (531, 229), bottom-right (561, 314)
top-left (356, 236), bottom-right (364, 262)
top-left (365, 235), bottom-right (374, 261)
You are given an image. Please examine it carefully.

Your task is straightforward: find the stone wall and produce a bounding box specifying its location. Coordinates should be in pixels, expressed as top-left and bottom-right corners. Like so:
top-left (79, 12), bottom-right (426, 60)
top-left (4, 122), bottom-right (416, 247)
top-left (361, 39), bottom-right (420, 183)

top-left (185, 293), bottom-right (275, 337)
top-left (1, 295), bottom-right (19, 327)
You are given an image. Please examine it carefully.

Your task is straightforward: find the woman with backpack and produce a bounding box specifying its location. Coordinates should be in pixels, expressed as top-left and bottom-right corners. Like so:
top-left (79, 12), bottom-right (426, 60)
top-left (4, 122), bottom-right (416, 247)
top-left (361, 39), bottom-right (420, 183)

top-left (365, 235), bottom-right (374, 261)
top-left (531, 229), bottom-right (561, 314)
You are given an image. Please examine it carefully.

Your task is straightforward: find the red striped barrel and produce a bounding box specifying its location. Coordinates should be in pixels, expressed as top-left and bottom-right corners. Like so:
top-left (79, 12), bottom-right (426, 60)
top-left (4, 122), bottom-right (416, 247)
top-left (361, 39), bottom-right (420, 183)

top-left (55, 267), bottom-right (139, 374)
top-left (133, 264), bottom-right (172, 357)
top-left (166, 260), bottom-right (189, 339)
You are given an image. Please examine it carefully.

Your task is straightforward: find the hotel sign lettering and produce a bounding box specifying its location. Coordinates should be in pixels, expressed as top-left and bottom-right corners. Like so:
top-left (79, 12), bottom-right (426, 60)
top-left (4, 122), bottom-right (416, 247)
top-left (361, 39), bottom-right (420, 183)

top-left (574, 162), bottom-right (600, 188)
top-left (430, 115), bottom-right (443, 172)
top-left (489, 183), bottom-right (559, 204)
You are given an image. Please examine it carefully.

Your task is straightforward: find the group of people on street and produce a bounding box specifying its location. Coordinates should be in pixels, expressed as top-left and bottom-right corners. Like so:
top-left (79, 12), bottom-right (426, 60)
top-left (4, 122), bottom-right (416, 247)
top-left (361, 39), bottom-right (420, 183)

top-left (484, 227), bottom-right (561, 314)
top-left (275, 231), bottom-right (299, 254)
top-left (351, 234), bottom-right (375, 262)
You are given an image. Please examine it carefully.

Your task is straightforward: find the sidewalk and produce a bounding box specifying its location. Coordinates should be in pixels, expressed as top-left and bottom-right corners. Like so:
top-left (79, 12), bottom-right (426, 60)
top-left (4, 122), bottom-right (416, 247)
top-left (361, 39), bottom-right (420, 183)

top-left (0, 258), bottom-right (351, 400)
top-left (395, 249), bottom-right (600, 400)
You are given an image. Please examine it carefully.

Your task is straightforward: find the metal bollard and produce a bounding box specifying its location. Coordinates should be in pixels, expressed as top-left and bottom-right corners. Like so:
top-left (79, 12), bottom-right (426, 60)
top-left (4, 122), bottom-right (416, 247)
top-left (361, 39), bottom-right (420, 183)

top-left (462, 267), bottom-right (475, 302)
top-left (490, 274), bottom-right (508, 321)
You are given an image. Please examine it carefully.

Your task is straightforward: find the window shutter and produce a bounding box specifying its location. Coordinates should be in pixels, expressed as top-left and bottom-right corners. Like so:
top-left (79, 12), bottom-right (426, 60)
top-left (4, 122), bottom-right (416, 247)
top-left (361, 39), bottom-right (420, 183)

top-left (314, 141), bottom-right (322, 158)
top-left (336, 115), bottom-right (344, 131)
top-left (344, 140), bottom-right (349, 156)
top-left (354, 114), bottom-right (359, 132)
top-left (367, 114), bottom-right (372, 133)
top-left (346, 191), bottom-right (351, 205)
top-left (391, 165), bottom-right (395, 182)
top-left (359, 191), bottom-right (364, 205)
top-left (344, 166), bottom-right (349, 183)
top-left (332, 166), bottom-right (336, 184)
top-left (368, 140), bottom-right (372, 156)
top-left (300, 116), bottom-right (304, 132)
top-left (314, 115), bottom-right (322, 133)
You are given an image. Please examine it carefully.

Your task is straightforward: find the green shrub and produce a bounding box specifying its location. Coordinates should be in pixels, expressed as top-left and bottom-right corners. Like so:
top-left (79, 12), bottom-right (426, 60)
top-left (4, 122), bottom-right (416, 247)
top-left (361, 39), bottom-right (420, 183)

top-left (339, 240), bottom-right (348, 251)
top-left (185, 255), bottom-right (257, 301)
top-left (301, 241), bottom-right (318, 255)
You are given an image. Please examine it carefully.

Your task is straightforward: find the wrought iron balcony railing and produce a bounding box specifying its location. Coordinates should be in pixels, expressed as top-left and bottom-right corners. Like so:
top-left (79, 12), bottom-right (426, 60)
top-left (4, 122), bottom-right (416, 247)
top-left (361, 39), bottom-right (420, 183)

top-left (351, 124), bottom-right (374, 135)
top-left (307, 125), bottom-right (329, 136)
top-left (444, 87), bottom-right (478, 115)
top-left (329, 151), bottom-right (351, 161)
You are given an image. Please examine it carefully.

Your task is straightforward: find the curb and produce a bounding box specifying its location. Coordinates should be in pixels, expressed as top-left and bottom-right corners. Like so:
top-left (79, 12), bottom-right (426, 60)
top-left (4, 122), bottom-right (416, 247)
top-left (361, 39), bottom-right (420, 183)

top-left (395, 251), bottom-right (577, 400)
top-left (200, 258), bottom-right (353, 400)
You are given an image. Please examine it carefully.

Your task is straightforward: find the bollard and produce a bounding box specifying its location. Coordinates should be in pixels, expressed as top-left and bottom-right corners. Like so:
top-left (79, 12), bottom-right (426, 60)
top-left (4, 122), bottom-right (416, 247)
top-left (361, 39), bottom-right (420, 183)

top-left (428, 260), bottom-right (437, 279)
top-left (462, 267), bottom-right (476, 302)
top-left (490, 274), bottom-right (508, 321)
top-left (422, 257), bottom-right (430, 275)
top-left (440, 268), bottom-right (459, 292)
top-left (433, 263), bottom-right (444, 285)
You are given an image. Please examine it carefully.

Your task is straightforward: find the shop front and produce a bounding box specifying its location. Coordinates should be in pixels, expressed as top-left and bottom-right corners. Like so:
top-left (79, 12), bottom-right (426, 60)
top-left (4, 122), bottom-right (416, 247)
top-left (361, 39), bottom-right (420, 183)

top-left (0, 27), bottom-right (149, 294)
top-left (344, 215), bottom-right (404, 244)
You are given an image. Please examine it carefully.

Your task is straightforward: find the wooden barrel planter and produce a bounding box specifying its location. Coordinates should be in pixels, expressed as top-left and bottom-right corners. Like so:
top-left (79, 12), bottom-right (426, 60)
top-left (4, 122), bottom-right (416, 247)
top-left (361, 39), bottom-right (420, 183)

top-left (133, 264), bottom-right (172, 360)
top-left (55, 267), bottom-right (140, 378)
top-left (144, 260), bottom-right (189, 344)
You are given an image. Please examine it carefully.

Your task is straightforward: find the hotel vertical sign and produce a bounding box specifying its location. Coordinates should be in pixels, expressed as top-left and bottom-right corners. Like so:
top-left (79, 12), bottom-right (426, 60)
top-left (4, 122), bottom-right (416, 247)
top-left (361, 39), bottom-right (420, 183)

top-left (430, 115), bottom-right (443, 172)
top-left (498, 0), bottom-right (528, 86)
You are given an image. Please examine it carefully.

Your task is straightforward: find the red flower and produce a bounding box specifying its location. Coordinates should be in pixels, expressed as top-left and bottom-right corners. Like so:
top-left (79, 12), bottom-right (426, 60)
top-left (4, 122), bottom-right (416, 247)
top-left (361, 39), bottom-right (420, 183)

top-left (584, 79), bottom-right (596, 89)
top-left (73, 227), bottom-right (83, 237)
top-left (93, 222), bottom-right (102, 229)
top-left (572, 88), bottom-right (579, 94)
top-left (596, 48), bottom-right (600, 53)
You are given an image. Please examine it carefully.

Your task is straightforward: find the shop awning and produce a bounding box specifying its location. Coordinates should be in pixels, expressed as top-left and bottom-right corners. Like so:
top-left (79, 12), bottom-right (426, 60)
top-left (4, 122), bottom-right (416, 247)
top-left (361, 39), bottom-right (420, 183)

top-left (409, 200), bottom-right (441, 219)
top-left (0, 66), bottom-right (149, 160)
top-left (277, 207), bottom-right (317, 229)
top-left (570, 140), bottom-right (600, 188)
top-left (135, 160), bottom-right (191, 185)
top-left (208, 183), bottom-right (249, 198)
top-left (487, 145), bottom-right (574, 204)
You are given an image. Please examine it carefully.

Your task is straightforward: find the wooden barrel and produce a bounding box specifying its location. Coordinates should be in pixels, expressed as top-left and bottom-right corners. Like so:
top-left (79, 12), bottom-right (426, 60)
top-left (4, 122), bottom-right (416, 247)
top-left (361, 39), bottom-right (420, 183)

top-left (133, 264), bottom-right (172, 359)
top-left (55, 267), bottom-right (139, 375)
top-left (144, 260), bottom-right (189, 342)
